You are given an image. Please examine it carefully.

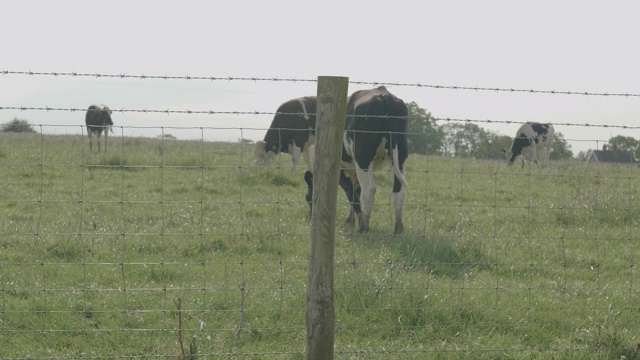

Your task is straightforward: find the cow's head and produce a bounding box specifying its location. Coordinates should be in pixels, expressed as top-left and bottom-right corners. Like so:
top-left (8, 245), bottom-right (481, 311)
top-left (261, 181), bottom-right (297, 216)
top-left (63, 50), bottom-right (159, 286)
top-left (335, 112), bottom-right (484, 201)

top-left (101, 106), bottom-right (114, 129)
top-left (104, 118), bottom-right (114, 135)
top-left (100, 105), bottom-right (113, 118)
top-left (304, 170), bottom-right (313, 219)
top-left (502, 148), bottom-right (515, 166)
top-left (253, 140), bottom-right (277, 166)
top-left (105, 117), bottom-right (114, 133)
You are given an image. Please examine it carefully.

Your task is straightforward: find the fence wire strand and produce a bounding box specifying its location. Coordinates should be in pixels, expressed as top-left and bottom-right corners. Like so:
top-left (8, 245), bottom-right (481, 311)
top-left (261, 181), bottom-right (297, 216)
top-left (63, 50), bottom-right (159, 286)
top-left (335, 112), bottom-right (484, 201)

top-left (4, 69), bottom-right (640, 98)
top-left (2, 106), bottom-right (640, 131)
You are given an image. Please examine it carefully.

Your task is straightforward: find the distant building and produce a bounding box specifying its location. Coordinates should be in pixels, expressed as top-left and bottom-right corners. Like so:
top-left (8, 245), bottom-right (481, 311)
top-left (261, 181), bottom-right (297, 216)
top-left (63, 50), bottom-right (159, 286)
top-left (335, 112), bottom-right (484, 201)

top-left (587, 144), bottom-right (636, 164)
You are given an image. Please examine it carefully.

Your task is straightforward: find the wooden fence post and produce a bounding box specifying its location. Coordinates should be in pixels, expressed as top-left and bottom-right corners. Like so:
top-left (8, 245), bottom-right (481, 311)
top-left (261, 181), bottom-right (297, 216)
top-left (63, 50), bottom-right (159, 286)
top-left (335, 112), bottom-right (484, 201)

top-left (306, 76), bottom-right (349, 360)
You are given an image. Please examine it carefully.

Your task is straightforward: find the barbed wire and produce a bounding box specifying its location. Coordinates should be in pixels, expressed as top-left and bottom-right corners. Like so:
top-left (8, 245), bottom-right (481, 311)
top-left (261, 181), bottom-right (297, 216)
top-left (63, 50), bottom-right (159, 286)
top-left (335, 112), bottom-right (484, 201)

top-left (0, 105), bottom-right (271, 116)
top-left (3, 70), bottom-right (640, 98)
top-left (2, 105), bottom-right (639, 131)
top-left (430, 116), bottom-right (640, 131)
top-left (1, 70), bottom-right (316, 84)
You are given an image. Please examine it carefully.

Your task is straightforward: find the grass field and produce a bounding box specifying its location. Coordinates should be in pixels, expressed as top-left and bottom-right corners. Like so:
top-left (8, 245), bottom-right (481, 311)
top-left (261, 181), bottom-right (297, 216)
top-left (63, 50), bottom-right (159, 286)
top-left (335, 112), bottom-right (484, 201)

top-left (1, 132), bottom-right (640, 359)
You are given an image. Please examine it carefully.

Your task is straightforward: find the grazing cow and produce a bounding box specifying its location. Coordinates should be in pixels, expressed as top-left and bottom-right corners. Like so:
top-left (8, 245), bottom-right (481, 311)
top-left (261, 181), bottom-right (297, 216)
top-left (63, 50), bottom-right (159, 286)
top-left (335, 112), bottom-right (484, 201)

top-left (254, 96), bottom-right (316, 174)
top-left (85, 104), bottom-right (114, 153)
top-left (503, 122), bottom-right (555, 168)
top-left (305, 86), bottom-right (409, 234)
top-left (305, 166), bottom-right (361, 223)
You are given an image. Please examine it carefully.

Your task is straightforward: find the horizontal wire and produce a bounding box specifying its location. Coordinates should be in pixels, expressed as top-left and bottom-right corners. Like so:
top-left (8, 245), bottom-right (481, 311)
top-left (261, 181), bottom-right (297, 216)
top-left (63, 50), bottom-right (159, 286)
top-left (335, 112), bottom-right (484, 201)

top-left (2, 106), bottom-right (639, 131)
top-left (0, 347), bottom-right (628, 360)
top-left (0, 322), bottom-right (633, 331)
top-left (1, 70), bottom-right (316, 83)
top-left (1, 287), bottom-right (631, 294)
top-left (3, 69), bottom-right (640, 98)
top-left (0, 347), bottom-right (623, 360)
top-left (0, 260), bottom-right (629, 269)
top-left (0, 105), bottom-right (274, 116)
top-left (0, 231), bottom-right (634, 241)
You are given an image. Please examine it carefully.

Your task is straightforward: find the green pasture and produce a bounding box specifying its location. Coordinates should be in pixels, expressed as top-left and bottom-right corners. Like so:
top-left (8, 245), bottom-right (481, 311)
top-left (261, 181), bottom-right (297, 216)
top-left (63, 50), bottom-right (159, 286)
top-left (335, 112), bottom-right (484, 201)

top-left (1, 132), bottom-right (639, 359)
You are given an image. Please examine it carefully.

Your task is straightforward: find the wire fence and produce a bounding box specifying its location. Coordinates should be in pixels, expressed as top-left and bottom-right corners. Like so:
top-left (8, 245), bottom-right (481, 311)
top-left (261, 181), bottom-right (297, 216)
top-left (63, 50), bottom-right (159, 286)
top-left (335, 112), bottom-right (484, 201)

top-left (3, 106), bottom-right (640, 135)
top-left (4, 69), bottom-right (640, 98)
top-left (1, 72), bottom-right (640, 359)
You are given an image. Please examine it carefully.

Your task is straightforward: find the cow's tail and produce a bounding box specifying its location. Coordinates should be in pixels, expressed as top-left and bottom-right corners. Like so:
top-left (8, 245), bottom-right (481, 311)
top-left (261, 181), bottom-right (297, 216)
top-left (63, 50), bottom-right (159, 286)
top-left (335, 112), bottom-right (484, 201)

top-left (391, 144), bottom-right (409, 191)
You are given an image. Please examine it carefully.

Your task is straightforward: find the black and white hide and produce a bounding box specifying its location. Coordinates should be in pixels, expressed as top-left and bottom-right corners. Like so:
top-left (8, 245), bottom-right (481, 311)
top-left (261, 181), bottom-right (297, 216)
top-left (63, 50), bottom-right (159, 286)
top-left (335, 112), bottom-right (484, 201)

top-left (305, 86), bottom-right (409, 234)
top-left (85, 104), bottom-right (114, 153)
top-left (254, 96), bottom-right (316, 174)
top-left (504, 122), bottom-right (555, 168)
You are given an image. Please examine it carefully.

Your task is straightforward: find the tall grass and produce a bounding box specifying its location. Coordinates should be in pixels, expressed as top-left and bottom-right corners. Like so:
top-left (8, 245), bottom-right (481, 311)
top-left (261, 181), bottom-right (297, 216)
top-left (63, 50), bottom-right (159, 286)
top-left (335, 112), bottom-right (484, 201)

top-left (1, 132), bottom-right (639, 359)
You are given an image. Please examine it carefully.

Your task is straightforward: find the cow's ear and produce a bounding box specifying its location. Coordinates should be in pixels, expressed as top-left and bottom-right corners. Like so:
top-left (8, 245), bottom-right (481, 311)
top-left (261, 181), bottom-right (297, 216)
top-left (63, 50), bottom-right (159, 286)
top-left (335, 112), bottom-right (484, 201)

top-left (304, 171), bottom-right (313, 186)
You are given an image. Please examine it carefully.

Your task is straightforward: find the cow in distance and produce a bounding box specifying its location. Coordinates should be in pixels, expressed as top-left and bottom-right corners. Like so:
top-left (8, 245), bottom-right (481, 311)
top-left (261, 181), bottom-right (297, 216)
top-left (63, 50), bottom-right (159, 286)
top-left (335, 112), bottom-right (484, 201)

top-left (503, 122), bottom-right (555, 168)
top-left (254, 96), bottom-right (316, 174)
top-left (85, 104), bottom-right (114, 153)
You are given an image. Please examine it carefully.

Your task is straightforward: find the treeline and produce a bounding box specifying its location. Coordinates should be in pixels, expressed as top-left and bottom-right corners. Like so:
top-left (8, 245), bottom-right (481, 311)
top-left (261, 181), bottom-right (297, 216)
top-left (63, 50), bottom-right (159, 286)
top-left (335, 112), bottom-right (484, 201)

top-left (1, 118), bottom-right (36, 133)
top-left (601, 135), bottom-right (640, 160)
top-left (406, 102), bottom-right (573, 159)
top-left (7, 112), bottom-right (637, 161)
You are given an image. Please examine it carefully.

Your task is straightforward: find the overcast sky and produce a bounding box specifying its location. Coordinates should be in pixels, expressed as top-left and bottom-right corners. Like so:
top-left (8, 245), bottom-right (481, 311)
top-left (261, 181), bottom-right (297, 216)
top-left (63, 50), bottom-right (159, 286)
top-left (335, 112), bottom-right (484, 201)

top-left (2, 0), bottom-right (640, 155)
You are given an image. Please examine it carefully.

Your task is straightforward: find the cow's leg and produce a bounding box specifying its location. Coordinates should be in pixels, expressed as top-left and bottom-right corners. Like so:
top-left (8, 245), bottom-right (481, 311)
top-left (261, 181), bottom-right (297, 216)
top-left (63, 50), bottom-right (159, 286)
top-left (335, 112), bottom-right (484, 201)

top-left (104, 130), bottom-right (108, 152)
top-left (96, 133), bottom-right (102, 153)
top-left (339, 171), bottom-right (361, 226)
top-left (355, 166), bottom-right (376, 233)
top-left (290, 143), bottom-right (302, 174)
top-left (544, 141), bottom-right (552, 167)
top-left (88, 132), bottom-right (94, 153)
top-left (304, 171), bottom-right (313, 220)
top-left (537, 147), bottom-right (544, 167)
top-left (346, 207), bottom-right (355, 225)
top-left (529, 144), bottom-right (539, 167)
top-left (392, 169), bottom-right (406, 234)
top-left (302, 144), bottom-right (313, 171)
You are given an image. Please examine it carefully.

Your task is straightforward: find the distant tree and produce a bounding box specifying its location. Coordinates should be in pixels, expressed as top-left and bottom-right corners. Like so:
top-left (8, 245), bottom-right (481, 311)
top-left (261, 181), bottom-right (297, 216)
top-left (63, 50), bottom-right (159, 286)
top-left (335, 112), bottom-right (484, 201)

top-left (405, 101), bottom-right (443, 155)
top-left (158, 134), bottom-right (177, 140)
top-left (441, 122), bottom-right (487, 157)
top-left (608, 135), bottom-right (639, 158)
top-left (477, 133), bottom-right (513, 160)
top-left (550, 132), bottom-right (573, 160)
top-left (577, 151), bottom-right (588, 161)
top-left (1, 118), bottom-right (36, 133)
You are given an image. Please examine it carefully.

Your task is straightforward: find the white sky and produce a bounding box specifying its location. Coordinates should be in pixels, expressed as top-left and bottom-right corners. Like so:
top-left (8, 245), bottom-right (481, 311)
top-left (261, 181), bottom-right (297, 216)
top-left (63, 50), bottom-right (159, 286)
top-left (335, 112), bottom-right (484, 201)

top-left (2, 0), bottom-right (640, 155)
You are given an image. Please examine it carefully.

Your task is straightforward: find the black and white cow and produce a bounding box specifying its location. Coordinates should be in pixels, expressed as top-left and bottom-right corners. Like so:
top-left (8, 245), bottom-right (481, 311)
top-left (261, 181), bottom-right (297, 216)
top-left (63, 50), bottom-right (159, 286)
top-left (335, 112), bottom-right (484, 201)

top-left (503, 122), bottom-right (555, 168)
top-left (85, 104), bottom-right (114, 153)
top-left (254, 96), bottom-right (316, 174)
top-left (305, 86), bottom-right (409, 234)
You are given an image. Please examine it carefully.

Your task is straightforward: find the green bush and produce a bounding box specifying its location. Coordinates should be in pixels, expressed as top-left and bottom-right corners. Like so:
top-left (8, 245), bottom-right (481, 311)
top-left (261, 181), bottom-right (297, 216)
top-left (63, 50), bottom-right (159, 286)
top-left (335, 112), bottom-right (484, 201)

top-left (1, 118), bottom-right (36, 133)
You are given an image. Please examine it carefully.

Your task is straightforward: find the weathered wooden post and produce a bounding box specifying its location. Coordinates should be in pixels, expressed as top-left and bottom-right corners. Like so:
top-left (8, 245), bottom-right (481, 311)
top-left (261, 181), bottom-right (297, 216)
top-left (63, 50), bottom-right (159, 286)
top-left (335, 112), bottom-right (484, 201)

top-left (306, 76), bottom-right (348, 359)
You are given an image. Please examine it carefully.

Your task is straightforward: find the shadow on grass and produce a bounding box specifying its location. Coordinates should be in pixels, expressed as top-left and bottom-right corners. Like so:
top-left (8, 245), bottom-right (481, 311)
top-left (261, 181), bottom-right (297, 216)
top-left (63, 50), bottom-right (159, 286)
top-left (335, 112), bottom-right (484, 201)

top-left (349, 231), bottom-right (488, 279)
top-left (236, 169), bottom-right (301, 188)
